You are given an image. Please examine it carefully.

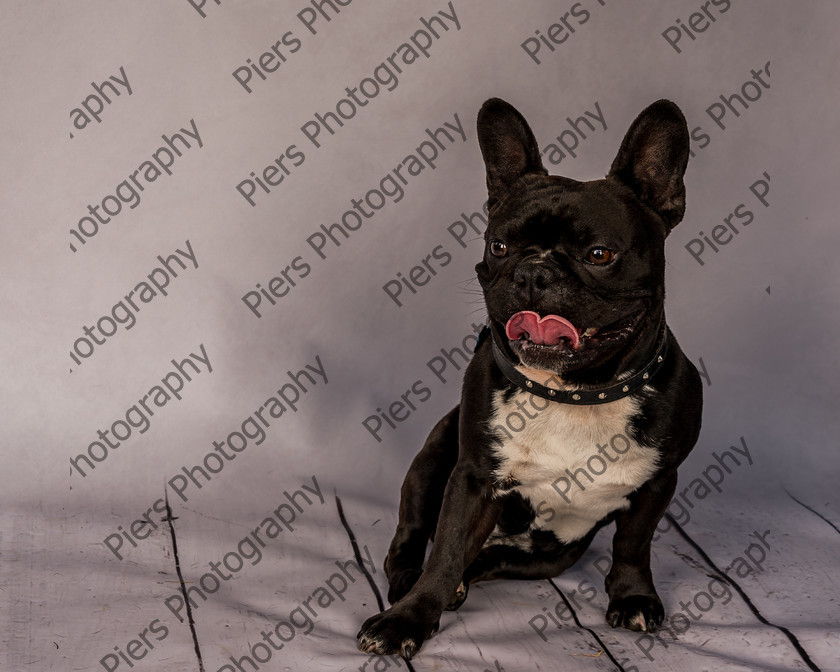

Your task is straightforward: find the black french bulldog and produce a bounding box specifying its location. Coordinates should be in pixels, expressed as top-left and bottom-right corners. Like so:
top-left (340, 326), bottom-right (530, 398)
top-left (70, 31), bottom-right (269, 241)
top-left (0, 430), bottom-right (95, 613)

top-left (357, 98), bottom-right (703, 659)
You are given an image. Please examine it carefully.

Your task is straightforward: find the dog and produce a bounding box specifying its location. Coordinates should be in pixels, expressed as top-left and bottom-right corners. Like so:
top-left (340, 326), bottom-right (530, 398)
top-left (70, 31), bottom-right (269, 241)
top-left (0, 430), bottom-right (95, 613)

top-left (357, 97), bottom-right (703, 659)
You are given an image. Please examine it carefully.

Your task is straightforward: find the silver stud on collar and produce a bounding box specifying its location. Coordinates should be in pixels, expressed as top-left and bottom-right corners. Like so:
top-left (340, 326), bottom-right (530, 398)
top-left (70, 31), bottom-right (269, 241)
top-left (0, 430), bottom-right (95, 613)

top-left (572, 393), bottom-right (581, 401)
top-left (525, 380), bottom-right (533, 388)
top-left (548, 389), bottom-right (556, 396)
top-left (622, 385), bottom-right (630, 393)
top-left (643, 373), bottom-right (649, 380)
top-left (657, 356), bottom-right (663, 363)
top-left (598, 392), bottom-right (607, 400)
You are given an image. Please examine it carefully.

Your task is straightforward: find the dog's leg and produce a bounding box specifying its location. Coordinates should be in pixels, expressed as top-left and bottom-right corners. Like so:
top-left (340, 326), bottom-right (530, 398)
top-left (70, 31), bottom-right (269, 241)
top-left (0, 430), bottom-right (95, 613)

top-left (467, 528), bottom-right (598, 581)
top-left (443, 526), bottom-right (599, 610)
top-left (604, 470), bottom-right (677, 632)
top-left (384, 406), bottom-right (460, 604)
top-left (358, 464), bottom-right (503, 659)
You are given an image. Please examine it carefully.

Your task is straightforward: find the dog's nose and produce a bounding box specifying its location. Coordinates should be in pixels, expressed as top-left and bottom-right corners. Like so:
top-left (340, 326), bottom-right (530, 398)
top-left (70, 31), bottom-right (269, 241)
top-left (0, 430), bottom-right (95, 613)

top-left (514, 262), bottom-right (557, 299)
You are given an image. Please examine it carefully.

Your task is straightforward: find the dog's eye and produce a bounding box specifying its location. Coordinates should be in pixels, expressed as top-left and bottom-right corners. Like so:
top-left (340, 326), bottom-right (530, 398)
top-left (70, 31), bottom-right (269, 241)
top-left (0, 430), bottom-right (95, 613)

top-left (585, 247), bottom-right (615, 265)
top-left (489, 240), bottom-right (508, 258)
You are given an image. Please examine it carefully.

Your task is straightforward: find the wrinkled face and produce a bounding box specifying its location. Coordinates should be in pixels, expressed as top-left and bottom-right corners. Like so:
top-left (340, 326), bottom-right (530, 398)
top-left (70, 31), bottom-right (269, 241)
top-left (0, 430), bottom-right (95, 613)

top-left (476, 174), bottom-right (666, 373)
top-left (475, 97), bottom-right (689, 376)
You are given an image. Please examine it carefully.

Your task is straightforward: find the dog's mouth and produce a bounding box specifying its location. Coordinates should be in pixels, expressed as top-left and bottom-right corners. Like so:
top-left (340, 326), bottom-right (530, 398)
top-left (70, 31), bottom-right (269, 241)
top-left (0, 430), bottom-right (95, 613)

top-left (505, 310), bottom-right (643, 355)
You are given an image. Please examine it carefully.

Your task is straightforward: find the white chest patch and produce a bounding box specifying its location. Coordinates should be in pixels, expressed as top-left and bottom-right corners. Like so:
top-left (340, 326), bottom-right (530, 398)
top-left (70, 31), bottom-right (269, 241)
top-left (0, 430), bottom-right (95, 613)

top-left (488, 388), bottom-right (660, 544)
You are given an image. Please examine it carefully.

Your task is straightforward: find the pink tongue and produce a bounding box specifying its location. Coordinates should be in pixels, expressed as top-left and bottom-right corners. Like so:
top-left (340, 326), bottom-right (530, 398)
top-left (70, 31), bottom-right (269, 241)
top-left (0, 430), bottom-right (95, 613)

top-left (505, 311), bottom-right (580, 349)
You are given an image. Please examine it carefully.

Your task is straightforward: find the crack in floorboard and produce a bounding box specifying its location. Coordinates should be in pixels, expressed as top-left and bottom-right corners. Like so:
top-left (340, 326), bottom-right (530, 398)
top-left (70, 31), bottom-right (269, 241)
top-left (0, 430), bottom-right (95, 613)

top-left (547, 579), bottom-right (627, 672)
top-left (335, 493), bottom-right (417, 672)
top-left (784, 488), bottom-right (840, 536)
top-left (665, 512), bottom-right (822, 672)
top-left (163, 485), bottom-right (206, 672)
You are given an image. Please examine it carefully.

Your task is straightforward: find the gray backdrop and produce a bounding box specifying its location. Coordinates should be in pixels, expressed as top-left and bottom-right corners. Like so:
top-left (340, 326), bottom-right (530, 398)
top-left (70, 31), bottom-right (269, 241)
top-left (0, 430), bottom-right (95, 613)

top-left (2, 1), bottom-right (839, 671)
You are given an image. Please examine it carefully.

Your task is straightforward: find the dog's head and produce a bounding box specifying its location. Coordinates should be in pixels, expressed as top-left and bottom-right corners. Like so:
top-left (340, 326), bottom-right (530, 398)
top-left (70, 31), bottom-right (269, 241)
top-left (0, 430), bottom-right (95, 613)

top-left (475, 98), bottom-right (690, 380)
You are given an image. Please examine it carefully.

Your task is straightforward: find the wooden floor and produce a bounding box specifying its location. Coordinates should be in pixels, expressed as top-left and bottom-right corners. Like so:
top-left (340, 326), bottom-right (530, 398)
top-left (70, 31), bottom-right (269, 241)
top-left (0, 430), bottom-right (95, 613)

top-left (5, 472), bottom-right (838, 672)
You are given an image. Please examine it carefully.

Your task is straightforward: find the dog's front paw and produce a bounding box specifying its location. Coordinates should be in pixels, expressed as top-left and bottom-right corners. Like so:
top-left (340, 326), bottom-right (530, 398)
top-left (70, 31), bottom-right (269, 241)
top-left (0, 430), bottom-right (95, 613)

top-left (357, 607), bottom-right (439, 660)
top-left (606, 595), bottom-right (664, 632)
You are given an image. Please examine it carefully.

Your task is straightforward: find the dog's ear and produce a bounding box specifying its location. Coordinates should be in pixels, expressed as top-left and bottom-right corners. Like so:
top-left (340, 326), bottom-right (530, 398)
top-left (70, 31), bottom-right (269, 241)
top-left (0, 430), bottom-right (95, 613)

top-left (609, 99), bottom-right (690, 233)
top-left (477, 98), bottom-right (547, 208)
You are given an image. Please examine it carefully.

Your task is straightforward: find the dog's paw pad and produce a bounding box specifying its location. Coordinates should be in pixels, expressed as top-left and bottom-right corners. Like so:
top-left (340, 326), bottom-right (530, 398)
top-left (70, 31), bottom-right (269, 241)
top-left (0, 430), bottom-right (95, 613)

top-left (606, 595), bottom-right (664, 632)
